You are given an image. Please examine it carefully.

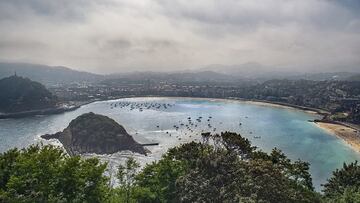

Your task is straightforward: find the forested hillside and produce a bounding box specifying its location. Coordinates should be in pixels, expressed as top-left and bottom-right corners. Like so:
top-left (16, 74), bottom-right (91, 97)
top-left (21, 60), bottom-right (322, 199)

top-left (0, 75), bottom-right (57, 113)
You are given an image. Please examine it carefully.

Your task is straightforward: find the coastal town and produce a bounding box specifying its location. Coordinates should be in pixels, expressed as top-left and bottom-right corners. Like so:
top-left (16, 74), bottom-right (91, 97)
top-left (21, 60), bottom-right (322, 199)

top-left (49, 78), bottom-right (360, 123)
top-left (1, 73), bottom-right (359, 153)
top-left (45, 77), bottom-right (360, 152)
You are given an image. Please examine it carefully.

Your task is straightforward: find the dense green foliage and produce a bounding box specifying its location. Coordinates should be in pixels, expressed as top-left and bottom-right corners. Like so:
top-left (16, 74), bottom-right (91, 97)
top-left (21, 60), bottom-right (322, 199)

top-left (1, 132), bottom-right (360, 202)
top-left (119, 132), bottom-right (321, 203)
top-left (0, 145), bottom-right (108, 202)
top-left (323, 161), bottom-right (360, 203)
top-left (0, 75), bottom-right (57, 113)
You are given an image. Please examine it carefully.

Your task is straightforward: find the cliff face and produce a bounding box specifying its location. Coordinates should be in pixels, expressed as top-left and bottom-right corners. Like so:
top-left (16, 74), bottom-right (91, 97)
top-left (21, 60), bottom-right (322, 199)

top-left (0, 75), bottom-right (57, 113)
top-left (41, 112), bottom-right (146, 155)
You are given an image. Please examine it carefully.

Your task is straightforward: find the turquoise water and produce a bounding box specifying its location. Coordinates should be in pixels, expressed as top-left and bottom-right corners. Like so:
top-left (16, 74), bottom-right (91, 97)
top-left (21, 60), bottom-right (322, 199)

top-left (0, 97), bottom-right (359, 190)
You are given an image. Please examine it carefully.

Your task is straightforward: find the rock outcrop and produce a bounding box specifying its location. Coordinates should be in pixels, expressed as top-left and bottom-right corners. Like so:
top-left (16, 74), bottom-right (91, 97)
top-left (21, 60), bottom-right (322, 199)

top-left (41, 112), bottom-right (146, 155)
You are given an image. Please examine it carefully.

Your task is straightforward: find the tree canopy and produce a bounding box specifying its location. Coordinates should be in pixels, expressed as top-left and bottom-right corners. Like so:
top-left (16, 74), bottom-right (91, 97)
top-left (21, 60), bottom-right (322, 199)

top-left (124, 132), bottom-right (320, 203)
top-left (1, 132), bottom-right (359, 202)
top-left (0, 145), bottom-right (108, 202)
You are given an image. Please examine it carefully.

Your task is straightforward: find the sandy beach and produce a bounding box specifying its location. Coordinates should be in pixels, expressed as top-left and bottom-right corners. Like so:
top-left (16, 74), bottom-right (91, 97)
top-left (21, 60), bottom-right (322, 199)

top-left (314, 121), bottom-right (360, 152)
top-left (239, 99), bottom-right (360, 153)
top-left (242, 100), bottom-right (318, 114)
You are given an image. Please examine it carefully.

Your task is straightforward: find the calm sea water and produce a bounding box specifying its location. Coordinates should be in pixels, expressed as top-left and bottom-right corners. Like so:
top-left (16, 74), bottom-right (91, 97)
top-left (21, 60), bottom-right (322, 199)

top-left (0, 97), bottom-right (359, 190)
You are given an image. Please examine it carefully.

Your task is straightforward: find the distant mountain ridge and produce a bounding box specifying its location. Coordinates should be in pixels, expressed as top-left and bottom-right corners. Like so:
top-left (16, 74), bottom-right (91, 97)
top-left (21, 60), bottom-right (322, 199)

top-left (0, 62), bottom-right (103, 85)
top-left (1, 62), bottom-right (358, 85)
top-left (201, 62), bottom-right (296, 80)
top-left (103, 70), bottom-right (244, 85)
top-left (202, 62), bottom-right (359, 81)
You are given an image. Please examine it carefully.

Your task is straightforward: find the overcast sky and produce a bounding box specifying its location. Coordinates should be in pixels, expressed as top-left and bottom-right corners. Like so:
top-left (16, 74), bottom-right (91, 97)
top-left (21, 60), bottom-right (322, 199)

top-left (0, 0), bottom-right (359, 73)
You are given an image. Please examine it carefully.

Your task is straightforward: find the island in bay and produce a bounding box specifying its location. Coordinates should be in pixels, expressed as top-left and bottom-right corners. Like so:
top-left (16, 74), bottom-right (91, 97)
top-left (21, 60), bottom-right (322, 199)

top-left (41, 112), bottom-right (146, 155)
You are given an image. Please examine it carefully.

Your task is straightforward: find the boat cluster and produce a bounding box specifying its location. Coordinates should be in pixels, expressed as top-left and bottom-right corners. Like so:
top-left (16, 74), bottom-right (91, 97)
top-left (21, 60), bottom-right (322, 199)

top-left (110, 101), bottom-right (175, 112)
top-left (156, 115), bottom-right (260, 140)
top-left (109, 101), bottom-right (260, 140)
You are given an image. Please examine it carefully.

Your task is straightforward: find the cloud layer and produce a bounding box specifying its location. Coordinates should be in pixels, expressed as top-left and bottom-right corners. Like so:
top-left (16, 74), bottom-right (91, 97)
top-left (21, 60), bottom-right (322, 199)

top-left (0, 0), bottom-right (359, 73)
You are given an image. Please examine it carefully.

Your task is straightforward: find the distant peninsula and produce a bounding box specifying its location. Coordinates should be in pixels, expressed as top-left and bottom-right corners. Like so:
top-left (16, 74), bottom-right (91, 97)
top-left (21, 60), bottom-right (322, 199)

top-left (41, 112), bottom-right (147, 155)
top-left (0, 75), bottom-right (82, 119)
top-left (0, 75), bottom-right (57, 113)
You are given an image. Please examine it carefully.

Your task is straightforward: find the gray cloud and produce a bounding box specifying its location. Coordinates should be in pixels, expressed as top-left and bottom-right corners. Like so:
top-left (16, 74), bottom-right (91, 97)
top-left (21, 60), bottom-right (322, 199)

top-left (0, 39), bottom-right (46, 50)
top-left (0, 0), bottom-right (85, 22)
top-left (0, 0), bottom-right (359, 73)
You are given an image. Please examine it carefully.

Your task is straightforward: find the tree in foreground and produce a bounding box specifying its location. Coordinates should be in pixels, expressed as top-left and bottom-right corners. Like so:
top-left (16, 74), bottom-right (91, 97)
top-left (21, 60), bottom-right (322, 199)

top-left (323, 161), bottom-right (360, 203)
top-left (2, 132), bottom-right (360, 202)
top-left (112, 157), bottom-right (141, 203)
top-left (121, 132), bottom-right (321, 203)
top-left (0, 145), bottom-right (108, 202)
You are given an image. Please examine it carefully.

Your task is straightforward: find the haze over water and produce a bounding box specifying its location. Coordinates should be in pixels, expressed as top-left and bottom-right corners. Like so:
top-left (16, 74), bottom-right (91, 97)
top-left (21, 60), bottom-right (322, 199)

top-left (0, 97), bottom-right (359, 190)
